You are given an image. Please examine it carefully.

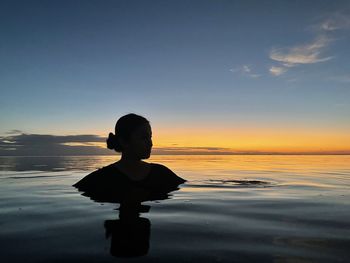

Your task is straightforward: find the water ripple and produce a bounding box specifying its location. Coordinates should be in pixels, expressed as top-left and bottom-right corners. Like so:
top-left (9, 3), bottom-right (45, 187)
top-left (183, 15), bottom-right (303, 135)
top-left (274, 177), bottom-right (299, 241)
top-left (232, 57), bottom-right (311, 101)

top-left (189, 179), bottom-right (274, 188)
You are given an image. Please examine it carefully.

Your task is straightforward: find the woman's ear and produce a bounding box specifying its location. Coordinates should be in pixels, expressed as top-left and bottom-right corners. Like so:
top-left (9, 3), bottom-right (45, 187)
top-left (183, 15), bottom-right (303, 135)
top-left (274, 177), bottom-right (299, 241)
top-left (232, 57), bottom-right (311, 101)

top-left (118, 137), bottom-right (129, 150)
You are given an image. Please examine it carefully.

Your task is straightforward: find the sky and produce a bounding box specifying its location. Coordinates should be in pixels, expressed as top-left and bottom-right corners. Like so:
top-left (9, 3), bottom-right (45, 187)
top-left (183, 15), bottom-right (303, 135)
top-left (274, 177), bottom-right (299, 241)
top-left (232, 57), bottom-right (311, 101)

top-left (1, 0), bottom-right (350, 155)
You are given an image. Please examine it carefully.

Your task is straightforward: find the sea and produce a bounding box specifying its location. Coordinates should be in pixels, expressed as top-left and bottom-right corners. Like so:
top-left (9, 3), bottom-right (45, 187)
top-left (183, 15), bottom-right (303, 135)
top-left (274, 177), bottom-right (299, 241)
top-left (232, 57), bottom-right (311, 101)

top-left (0, 155), bottom-right (349, 263)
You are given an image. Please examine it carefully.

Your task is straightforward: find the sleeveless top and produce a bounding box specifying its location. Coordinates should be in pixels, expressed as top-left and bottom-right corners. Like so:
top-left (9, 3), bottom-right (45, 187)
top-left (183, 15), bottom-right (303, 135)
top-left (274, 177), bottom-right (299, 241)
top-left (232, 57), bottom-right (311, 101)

top-left (73, 163), bottom-right (186, 203)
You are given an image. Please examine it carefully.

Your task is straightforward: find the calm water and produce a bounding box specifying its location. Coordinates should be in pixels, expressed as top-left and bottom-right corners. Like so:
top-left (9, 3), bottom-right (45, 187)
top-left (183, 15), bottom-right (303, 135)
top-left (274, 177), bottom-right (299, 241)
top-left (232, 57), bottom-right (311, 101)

top-left (1, 155), bottom-right (350, 262)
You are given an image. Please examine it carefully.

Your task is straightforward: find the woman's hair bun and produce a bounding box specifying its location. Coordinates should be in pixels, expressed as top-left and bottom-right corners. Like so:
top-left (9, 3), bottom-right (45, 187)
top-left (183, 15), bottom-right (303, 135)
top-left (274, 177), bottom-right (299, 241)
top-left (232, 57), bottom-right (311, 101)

top-left (106, 132), bottom-right (123, 152)
top-left (106, 132), bottom-right (117, 150)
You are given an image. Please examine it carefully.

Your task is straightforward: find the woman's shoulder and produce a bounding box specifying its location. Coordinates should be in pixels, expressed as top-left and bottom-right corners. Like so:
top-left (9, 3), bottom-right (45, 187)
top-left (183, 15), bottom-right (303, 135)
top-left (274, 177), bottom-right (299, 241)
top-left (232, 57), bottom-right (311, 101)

top-left (84, 163), bottom-right (118, 178)
top-left (150, 163), bottom-right (186, 184)
top-left (150, 163), bottom-right (174, 175)
top-left (72, 164), bottom-right (121, 190)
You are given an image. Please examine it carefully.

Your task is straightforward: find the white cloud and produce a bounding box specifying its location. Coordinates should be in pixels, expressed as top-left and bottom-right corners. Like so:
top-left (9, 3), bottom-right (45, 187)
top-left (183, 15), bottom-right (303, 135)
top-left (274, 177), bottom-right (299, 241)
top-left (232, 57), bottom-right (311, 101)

top-left (268, 35), bottom-right (334, 77)
top-left (229, 68), bottom-right (240, 73)
top-left (242, 65), bottom-right (251, 73)
top-left (282, 63), bottom-right (296, 68)
top-left (320, 13), bottom-right (350, 31)
top-left (230, 65), bottom-right (261, 78)
top-left (268, 12), bottom-right (349, 78)
top-left (270, 36), bottom-right (333, 65)
top-left (269, 66), bottom-right (287, 76)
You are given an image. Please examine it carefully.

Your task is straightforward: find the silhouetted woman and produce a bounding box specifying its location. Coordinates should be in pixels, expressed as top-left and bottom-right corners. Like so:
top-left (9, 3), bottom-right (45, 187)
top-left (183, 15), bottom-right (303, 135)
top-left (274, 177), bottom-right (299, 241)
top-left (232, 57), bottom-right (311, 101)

top-left (73, 113), bottom-right (186, 203)
top-left (73, 114), bottom-right (185, 257)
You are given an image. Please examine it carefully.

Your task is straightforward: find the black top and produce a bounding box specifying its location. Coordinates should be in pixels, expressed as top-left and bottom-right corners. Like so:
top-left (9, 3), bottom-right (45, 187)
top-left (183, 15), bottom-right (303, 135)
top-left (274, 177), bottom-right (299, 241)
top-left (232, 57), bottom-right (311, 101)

top-left (73, 163), bottom-right (186, 203)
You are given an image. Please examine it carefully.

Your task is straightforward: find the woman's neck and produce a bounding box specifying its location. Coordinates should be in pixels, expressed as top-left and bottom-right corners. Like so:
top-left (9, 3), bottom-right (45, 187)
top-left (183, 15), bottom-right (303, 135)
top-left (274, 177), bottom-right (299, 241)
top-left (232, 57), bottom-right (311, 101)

top-left (118, 155), bottom-right (143, 166)
top-left (115, 156), bottom-right (151, 181)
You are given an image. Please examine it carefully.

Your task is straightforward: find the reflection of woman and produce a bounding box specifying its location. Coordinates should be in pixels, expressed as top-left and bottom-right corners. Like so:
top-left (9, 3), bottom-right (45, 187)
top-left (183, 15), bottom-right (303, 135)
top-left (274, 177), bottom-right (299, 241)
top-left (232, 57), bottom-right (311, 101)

top-left (105, 216), bottom-right (151, 257)
top-left (73, 113), bottom-right (186, 203)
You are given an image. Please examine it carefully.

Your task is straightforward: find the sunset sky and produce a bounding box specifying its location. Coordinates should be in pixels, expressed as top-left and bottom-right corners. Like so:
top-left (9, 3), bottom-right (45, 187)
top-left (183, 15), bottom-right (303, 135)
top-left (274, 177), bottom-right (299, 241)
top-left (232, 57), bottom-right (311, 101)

top-left (1, 0), bottom-right (350, 155)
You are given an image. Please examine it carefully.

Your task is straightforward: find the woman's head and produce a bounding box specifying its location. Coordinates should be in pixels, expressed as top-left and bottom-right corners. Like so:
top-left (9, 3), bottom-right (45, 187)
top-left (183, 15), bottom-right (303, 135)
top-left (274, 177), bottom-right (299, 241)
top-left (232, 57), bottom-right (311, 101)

top-left (107, 114), bottom-right (152, 159)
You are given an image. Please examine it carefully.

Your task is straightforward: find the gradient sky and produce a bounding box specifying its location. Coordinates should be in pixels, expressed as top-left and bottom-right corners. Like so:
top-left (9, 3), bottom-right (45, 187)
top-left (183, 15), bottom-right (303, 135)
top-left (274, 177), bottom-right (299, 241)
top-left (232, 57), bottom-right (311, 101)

top-left (1, 0), bottom-right (350, 154)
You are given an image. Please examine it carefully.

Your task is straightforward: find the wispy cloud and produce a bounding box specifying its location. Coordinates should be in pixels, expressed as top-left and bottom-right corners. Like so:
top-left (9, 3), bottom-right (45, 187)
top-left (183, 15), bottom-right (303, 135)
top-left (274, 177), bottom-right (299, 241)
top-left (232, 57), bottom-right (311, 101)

top-left (320, 13), bottom-right (350, 31)
top-left (268, 11), bottom-right (350, 77)
top-left (153, 146), bottom-right (237, 155)
top-left (230, 65), bottom-right (261, 78)
top-left (5, 129), bottom-right (23, 135)
top-left (269, 66), bottom-right (287, 76)
top-left (270, 36), bottom-right (333, 66)
top-left (232, 13), bottom-right (348, 78)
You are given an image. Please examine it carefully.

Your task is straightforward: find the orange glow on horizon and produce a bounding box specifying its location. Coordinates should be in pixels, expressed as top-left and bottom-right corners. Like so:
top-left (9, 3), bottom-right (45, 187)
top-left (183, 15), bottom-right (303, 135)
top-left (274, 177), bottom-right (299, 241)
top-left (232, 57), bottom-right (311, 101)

top-left (151, 125), bottom-right (350, 153)
top-left (88, 124), bottom-right (350, 154)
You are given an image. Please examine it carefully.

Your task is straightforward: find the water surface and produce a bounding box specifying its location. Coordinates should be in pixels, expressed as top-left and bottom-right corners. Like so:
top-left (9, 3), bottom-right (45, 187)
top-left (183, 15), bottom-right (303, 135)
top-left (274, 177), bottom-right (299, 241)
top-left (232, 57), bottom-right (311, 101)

top-left (1, 155), bottom-right (349, 262)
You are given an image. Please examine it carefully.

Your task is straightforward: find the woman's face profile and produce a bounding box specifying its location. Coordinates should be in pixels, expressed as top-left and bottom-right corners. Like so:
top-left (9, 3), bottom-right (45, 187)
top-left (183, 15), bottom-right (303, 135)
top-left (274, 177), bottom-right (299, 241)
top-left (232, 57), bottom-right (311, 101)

top-left (123, 124), bottom-right (153, 160)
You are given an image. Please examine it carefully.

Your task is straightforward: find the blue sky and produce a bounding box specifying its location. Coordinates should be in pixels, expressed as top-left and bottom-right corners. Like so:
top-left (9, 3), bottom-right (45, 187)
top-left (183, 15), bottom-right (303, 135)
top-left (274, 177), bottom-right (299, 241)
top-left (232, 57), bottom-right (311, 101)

top-left (1, 0), bottom-right (349, 154)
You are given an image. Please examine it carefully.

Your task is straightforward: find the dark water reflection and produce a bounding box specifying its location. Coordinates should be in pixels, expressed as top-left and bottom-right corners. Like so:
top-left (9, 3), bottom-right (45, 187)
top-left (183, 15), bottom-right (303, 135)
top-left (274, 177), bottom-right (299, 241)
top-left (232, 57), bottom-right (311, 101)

top-left (105, 206), bottom-right (151, 257)
top-left (72, 162), bottom-right (185, 258)
top-left (92, 189), bottom-right (181, 258)
top-left (105, 217), bottom-right (150, 257)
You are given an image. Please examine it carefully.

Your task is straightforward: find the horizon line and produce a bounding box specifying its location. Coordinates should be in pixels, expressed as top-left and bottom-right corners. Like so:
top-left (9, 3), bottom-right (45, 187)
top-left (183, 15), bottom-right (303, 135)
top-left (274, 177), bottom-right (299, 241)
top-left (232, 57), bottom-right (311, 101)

top-left (1, 153), bottom-right (350, 157)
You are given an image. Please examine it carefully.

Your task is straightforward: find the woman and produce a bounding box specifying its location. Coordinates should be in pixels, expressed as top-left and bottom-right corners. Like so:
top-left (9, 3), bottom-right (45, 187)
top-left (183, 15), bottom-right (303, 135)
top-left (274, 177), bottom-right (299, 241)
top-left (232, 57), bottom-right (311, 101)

top-left (73, 113), bottom-right (186, 203)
